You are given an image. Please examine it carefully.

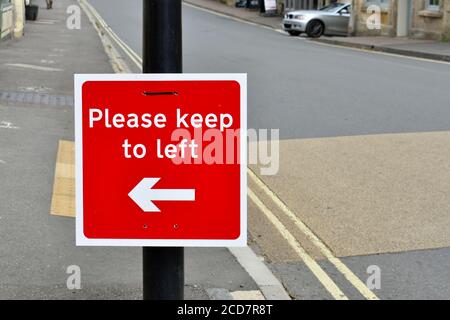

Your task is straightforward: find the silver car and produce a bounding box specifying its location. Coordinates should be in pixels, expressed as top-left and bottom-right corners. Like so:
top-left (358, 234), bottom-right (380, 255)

top-left (282, 2), bottom-right (351, 38)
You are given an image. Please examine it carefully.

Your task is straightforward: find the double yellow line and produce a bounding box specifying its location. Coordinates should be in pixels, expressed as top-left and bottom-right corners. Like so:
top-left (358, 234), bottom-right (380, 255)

top-left (248, 169), bottom-right (379, 300)
top-left (80, 0), bottom-right (379, 300)
top-left (79, 0), bottom-right (142, 70)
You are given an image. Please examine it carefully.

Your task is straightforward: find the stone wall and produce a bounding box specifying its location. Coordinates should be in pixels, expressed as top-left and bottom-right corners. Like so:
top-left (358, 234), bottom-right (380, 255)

top-left (409, 0), bottom-right (450, 40)
top-left (352, 0), bottom-right (450, 40)
top-left (352, 0), bottom-right (396, 36)
top-left (220, 0), bottom-right (236, 6)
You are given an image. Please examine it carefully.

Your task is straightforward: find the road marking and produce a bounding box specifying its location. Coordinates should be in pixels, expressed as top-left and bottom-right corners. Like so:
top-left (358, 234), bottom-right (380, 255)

top-left (84, 0), bottom-right (142, 63)
top-left (81, 0), bottom-right (142, 69)
top-left (31, 19), bottom-right (60, 24)
top-left (40, 60), bottom-right (55, 64)
top-left (0, 121), bottom-right (19, 130)
top-left (248, 168), bottom-right (379, 300)
top-left (79, 1), bottom-right (130, 73)
top-left (248, 188), bottom-right (348, 300)
top-left (29, 20), bottom-right (57, 25)
top-left (311, 40), bottom-right (450, 66)
top-left (4, 63), bottom-right (63, 72)
top-left (0, 160), bottom-right (5, 164)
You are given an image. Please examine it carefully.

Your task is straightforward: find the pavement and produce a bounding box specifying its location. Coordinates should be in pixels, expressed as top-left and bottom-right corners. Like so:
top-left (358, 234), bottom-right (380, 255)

top-left (184, 0), bottom-right (450, 62)
top-left (313, 36), bottom-right (450, 62)
top-left (0, 0), bottom-right (265, 300)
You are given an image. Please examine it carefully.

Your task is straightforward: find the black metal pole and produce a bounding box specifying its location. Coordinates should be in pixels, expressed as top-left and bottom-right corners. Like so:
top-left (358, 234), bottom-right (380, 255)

top-left (142, 0), bottom-right (184, 300)
top-left (143, 0), bottom-right (182, 73)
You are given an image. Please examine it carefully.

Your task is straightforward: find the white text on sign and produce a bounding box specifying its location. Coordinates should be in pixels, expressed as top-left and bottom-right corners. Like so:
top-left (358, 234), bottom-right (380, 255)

top-left (89, 108), bottom-right (234, 132)
top-left (88, 107), bottom-right (238, 162)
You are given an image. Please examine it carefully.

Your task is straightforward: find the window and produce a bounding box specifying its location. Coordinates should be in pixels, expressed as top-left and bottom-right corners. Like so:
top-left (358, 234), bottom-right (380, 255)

top-left (365, 0), bottom-right (389, 9)
top-left (427, 0), bottom-right (440, 11)
top-left (320, 3), bottom-right (346, 11)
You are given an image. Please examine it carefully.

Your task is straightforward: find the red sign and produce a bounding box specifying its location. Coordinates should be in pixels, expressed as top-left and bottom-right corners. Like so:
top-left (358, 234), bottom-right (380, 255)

top-left (75, 74), bottom-right (247, 246)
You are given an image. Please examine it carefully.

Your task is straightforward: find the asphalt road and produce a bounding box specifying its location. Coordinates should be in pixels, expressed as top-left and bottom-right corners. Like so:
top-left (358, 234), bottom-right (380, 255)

top-left (82, 0), bottom-right (450, 299)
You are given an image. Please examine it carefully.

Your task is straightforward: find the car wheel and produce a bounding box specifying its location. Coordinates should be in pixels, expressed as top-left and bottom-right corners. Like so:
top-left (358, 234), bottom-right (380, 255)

top-left (306, 20), bottom-right (324, 38)
top-left (288, 31), bottom-right (301, 36)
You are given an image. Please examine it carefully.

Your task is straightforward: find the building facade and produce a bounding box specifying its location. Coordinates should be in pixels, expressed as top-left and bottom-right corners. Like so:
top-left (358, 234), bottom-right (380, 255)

top-left (351, 0), bottom-right (450, 40)
top-left (224, 0), bottom-right (450, 40)
top-left (0, 0), bottom-right (25, 42)
top-left (284, 0), bottom-right (338, 11)
top-left (0, 0), bottom-right (13, 41)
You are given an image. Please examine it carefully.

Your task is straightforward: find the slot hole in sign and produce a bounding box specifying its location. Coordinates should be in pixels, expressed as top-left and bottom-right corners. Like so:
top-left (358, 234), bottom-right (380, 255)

top-left (143, 91), bottom-right (179, 96)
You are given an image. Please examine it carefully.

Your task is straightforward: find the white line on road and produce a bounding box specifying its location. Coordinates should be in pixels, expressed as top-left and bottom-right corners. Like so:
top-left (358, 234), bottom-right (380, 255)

top-left (29, 20), bottom-right (57, 25)
top-left (4, 63), bottom-right (63, 72)
top-left (248, 168), bottom-right (379, 300)
top-left (0, 121), bottom-right (19, 130)
top-left (0, 160), bottom-right (6, 164)
top-left (79, 1), bottom-right (130, 73)
top-left (80, 0), bottom-right (142, 69)
top-left (248, 188), bottom-right (348, 300)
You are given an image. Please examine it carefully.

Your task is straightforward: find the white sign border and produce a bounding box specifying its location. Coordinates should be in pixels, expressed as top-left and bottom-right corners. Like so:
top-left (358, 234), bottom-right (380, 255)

top-left (75, 73), bottom-right (247, 247)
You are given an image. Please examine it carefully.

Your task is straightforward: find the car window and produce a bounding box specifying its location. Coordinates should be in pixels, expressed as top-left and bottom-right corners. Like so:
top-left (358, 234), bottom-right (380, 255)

top-left (319, 3), bottom-right (344, 12)
top-left (339, 6), bottom-right (351, 14)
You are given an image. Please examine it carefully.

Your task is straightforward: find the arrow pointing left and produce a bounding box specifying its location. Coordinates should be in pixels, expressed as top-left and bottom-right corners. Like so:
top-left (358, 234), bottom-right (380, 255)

top-left (128, 178), bottom-right (196, 212)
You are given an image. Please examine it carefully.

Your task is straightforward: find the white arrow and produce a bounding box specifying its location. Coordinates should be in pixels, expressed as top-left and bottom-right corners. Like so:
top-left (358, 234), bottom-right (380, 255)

top-left (128, 178), bottom-right (195, 212)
